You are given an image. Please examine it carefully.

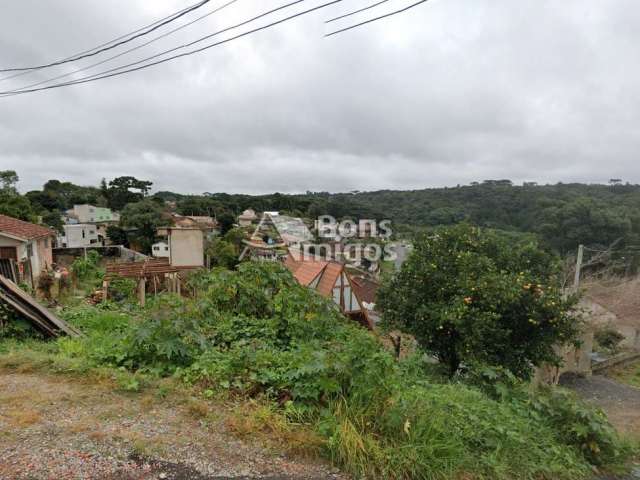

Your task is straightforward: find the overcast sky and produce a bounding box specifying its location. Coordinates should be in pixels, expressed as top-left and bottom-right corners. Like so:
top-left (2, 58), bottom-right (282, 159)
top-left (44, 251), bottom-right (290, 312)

top-left (0, 0), bottom-right (638, 194)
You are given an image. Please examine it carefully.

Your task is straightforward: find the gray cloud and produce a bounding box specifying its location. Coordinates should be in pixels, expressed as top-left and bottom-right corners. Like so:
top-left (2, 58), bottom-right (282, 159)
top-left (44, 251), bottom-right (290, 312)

top-left (1, 0), bottom-right (639, 194)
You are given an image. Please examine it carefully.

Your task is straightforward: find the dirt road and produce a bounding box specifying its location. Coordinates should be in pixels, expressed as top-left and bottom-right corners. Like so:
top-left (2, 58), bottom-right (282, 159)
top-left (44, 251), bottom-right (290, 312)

top-left (0, 372), bottom-right (344, 480)
top-left (561, 373), bottom-right (640, 439)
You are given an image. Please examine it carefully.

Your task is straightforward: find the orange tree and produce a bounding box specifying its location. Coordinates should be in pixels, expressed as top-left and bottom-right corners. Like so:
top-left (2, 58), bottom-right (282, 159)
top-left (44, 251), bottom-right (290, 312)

top-left (378, 224), bottom-right (580, 378)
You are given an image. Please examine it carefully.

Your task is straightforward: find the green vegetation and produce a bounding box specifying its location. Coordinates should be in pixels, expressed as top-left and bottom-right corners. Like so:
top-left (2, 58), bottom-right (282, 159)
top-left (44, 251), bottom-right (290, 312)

top-left (9, 172), bottom-right (640, 267)
top-left (153, 181), bottom-right (640, 257)
top-left (379, 224), bottom-right (580, 378)
top-left (119, 199), bottom-right (169, 254)
top-left (3, 173), bottom-right (640, 477)
top-left (102, 176), bottom-right (153, 211)
top-left (0, 170), bottom-right (37, 221)
top-left (594, 326), bottom-right (626, 355)
top-left (0, 262), bottom-right (633, 479)
top-left (611, 362), bottom-right (640, 389)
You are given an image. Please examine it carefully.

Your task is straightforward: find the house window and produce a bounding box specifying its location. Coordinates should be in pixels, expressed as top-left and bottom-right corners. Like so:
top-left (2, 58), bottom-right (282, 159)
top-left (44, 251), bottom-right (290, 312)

top-left (89, 230), bottom-right (95, 235)
top-left (27, 243), bottom-right (33, 257)
top-left (164, 246), bottom-right (169, 251)
top-left (82, 230), bottom-right (86, 239)
top-left (153, 246), bottom-right (159, 251)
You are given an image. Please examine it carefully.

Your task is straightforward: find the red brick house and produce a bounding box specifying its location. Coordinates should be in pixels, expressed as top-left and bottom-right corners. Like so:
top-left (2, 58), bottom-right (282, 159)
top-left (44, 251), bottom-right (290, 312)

top-left (0, 214), bottom-right (56, 284)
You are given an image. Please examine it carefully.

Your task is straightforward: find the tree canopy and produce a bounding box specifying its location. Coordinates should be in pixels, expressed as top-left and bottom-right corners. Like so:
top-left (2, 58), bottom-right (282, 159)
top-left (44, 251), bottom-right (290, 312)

top-left (378, 224), bottom-right (580, 378)
top-left (120, 200), bottom-right (168, 253)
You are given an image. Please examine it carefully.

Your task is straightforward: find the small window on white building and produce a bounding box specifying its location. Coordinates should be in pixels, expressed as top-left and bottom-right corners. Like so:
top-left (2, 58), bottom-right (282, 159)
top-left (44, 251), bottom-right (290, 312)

top-left (27, 243), bottom-right (33, 257)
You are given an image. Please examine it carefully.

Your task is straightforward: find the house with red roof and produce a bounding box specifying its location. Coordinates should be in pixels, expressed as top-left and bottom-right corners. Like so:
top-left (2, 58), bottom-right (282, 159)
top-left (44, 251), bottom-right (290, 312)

top-left (0, 214), bottom-right (56, 283)
top-left (284, 251), bottom-right (376, 329)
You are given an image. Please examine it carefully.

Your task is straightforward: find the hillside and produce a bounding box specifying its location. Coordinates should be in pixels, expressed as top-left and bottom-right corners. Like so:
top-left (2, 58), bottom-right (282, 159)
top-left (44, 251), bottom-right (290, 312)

top-left (5, 172), bottom-right (640, 256)
top-left (166, 181), bottom-right (640, 254)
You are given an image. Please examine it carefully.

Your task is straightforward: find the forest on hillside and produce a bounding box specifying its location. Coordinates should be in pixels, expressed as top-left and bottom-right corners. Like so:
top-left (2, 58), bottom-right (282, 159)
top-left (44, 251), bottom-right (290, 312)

top-left (3, 171), bottom-right (640, 262)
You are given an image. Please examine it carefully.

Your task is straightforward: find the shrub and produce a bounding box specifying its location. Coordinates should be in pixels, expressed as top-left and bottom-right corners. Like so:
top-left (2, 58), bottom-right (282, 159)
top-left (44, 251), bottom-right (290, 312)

top-left (71, 250), bottom-right (102, 281)
top-left (595, 326), bottom-right (626, 354)
top-left (529, 387), bottom-right (626, 466)
top-left (107, 277), bottom-right (137, 302)
top-left (0, 303), bottom-right (40, 340)
top-left (378, 224), bottom-right (581, 378)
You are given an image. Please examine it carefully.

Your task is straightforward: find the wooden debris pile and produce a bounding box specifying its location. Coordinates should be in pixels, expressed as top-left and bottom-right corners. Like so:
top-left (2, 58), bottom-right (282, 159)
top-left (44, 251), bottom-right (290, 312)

top-left (0, 275), bottom-right (82, 338)
top-left (104, 258), bottom-right (198, 306)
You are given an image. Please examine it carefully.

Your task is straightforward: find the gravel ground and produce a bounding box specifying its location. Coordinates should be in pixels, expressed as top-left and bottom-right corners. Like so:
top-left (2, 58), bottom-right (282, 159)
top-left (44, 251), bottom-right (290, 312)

top-left (560, 372), bottom-right (640, 437)
top-left (0, 372), bottom-right (346, 480)
top-left (560, 373), bottom-right (640, 480)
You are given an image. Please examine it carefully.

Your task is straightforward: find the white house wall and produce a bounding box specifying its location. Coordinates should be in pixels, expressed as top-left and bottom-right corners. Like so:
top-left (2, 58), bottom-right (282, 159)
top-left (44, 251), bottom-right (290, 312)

top-left (169, 229), bottom-right (204, 267)
top-left (62, 225), bottom-right (99, 248)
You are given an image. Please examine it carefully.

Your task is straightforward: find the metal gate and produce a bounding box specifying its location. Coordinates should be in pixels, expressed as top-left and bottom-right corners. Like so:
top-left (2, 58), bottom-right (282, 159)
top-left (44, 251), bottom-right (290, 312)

top-left (0, 258), bottom-right (18, 283)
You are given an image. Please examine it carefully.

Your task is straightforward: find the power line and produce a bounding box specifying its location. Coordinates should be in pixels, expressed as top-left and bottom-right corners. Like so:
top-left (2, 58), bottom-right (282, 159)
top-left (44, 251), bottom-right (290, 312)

top-left (1, 0), bottom-right (321, 97)
top-left (0, 1), bottom-right (205, 83)
top-left (325, 0), bottom-right (392, 23)
top-left (2, 0), bottom-right (241, 93)
top-left (1, 0), bottom-right (428, 97)
top-left (2, 0), bottom-right (305, 96)
top-left (0, 0), bottom-right (212, 73)
top-left (325, 0), bottom-right (428, 37)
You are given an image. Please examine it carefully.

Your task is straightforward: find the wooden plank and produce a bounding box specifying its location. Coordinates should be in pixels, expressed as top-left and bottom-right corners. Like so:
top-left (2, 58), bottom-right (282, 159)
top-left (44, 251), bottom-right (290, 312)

top-left (0, 290), bottom-right (57, 337)
top-left (0, 276), bottom-right (81, 337)
top-left (138, 278), bottom-right (146, 306)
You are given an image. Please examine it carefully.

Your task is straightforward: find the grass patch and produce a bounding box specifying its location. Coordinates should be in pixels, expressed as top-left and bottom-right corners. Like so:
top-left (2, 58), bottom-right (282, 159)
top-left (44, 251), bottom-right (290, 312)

top-left (4, 408), bottom-right (41, 427)
top-left (226, 399), bottom-right (324, 457)
top-left (610, 361), bottom-right (640, 389)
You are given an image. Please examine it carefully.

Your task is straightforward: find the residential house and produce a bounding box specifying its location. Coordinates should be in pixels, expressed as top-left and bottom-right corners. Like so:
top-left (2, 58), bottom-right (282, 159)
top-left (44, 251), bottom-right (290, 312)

top-left (238, 209), bottom-right (257, 227)
top-left (171, 214), bottom-right (218, 236)
top-left (350, 275), bottom-right (381, 326)
top-left (67, 204), bottom-right (120, 224)
top-left (0, 214), bottom-right (56, 284)
top-left (156, 227), bottom-right (205, 267)
top-left (58, 224), bottom-right (105, 248)
top-left (171, 213), bottom-right (218, 231)
top-left (270, 215), bottom-right (313, 247)
top-left (284, 251), bottom-right (374, 329)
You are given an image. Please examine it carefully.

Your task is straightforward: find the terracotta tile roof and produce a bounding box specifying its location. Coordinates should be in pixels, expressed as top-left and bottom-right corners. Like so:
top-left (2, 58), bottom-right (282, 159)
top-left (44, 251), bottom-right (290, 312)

top-left (292, 261), bottom-right (327, 286)
top-left (0, 214), bottom-right (55, 241)
top-left (284, 253), bottom-right (301, 272)
top-left (316, 262), bottom-right (343, 297)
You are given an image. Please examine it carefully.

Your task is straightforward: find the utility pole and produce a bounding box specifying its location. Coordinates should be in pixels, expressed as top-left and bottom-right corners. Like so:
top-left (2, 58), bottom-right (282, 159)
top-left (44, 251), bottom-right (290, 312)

top-left (573, 244), bottom-right (584, 291)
